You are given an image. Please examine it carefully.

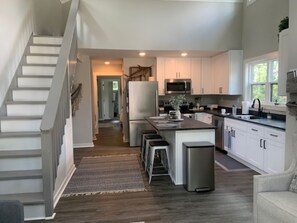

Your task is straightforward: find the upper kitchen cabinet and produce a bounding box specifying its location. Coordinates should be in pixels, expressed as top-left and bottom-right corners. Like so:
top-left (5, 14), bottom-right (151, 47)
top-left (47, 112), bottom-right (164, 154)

top-left (190, 58), bottom-right (202, 94)
top-left (156, 57), bottom-right (165, 95)
top-left (201, 58), bottom-right (214, 94)
top-left (164, 58), bottom-right (191, 79)
top-left (212, 50), bottom-right (243, 95)
top-left (278, 29), bottom-right (289, 96)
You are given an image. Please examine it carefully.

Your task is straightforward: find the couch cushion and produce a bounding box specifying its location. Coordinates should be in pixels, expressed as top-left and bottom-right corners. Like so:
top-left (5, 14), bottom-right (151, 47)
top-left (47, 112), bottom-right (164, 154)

top-left (258, 191), bottom-right (297, 223)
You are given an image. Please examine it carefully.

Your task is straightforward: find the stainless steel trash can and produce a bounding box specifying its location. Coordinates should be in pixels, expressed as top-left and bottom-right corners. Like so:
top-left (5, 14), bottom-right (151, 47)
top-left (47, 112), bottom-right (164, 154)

top-left (183, 141), bottom-right (215, 192)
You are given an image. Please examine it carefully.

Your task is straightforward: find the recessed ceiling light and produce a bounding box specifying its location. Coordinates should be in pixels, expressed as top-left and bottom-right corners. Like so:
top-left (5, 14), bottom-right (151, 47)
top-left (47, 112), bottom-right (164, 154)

top-left (181, 52), bottom-right (188, 57)
top-left (139, 52), bottom-right (146, 57)
top-left (104, 61), bottom-right (110, 65)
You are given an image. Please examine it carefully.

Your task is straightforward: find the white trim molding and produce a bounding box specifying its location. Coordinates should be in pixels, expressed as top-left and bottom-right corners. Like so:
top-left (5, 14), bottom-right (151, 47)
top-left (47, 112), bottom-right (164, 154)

top-left (74, 143), bottom-right (95, 148)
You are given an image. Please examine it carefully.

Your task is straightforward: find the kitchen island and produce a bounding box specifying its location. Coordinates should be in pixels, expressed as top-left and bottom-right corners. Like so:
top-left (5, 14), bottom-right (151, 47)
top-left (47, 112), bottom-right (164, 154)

top-left (146, 116), bottom-right (216, 185)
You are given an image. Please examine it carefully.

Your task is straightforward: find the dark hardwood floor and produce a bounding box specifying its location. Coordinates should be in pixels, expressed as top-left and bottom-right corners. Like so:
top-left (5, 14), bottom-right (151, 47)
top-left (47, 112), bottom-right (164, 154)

top-left (33, 124), bottom-right (257, 223)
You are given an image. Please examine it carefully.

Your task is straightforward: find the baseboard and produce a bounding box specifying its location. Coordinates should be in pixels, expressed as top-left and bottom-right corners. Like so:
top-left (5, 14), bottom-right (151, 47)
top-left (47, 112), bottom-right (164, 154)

top-left (73, 143), bottom-right (94, 148)
top-left (53, 164), bottom-right (76, 207)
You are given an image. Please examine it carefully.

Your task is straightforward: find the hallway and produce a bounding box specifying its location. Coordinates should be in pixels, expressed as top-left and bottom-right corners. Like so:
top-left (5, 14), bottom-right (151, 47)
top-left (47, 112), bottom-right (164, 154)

top-left (33, 124), bottom-right (256, 223)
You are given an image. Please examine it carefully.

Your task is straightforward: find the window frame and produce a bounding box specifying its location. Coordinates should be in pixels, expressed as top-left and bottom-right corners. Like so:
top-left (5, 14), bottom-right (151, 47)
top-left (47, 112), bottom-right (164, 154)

top-left (244, 52), bottom-right (286, 108)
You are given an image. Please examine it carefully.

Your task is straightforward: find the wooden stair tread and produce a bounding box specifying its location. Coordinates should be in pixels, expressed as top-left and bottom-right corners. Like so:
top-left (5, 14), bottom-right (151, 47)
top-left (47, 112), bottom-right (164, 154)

top-left (17, 74), bottom-right (53, 78)
top-left (6, 101), bottom-right (46, 105)
top-left (0, 132), bottom-right (41, 138)
top-left (0, 115), bottom-right (42, 120)
top-left (0, 169), bottom-right (42, 180)
top-left (22, 64), bottom-right (56, 67)
top-left (0, 193), bottom-right (44, 204)
top-left (0, 149), bottom-right (41, 158)
top-left (13, 87), bottom-right (50, 91)
top-left (31, 44), bottom-right (61, 47)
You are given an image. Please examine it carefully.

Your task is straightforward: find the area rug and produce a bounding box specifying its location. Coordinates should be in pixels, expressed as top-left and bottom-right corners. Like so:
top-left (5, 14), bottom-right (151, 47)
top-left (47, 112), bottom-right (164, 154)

top-left (215, 151), bottom-right (250, 172)
top-left (62, 154), bottom-right (145, 196)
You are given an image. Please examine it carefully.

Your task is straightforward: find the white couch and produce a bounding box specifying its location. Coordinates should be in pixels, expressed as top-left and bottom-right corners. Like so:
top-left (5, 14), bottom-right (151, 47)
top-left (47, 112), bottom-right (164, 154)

top-left (254, 160), bottom-right (297, 223)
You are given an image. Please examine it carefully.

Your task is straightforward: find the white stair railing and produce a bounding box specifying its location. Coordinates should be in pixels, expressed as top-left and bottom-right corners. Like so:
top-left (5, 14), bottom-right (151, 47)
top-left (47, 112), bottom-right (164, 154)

top-left (40, 0), bottom-right (79, 217)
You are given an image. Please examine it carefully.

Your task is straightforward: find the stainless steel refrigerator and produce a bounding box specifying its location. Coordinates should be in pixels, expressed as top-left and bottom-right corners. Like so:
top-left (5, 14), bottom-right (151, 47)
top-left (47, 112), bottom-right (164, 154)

top-left (128, 81), bottom-right (158, 147)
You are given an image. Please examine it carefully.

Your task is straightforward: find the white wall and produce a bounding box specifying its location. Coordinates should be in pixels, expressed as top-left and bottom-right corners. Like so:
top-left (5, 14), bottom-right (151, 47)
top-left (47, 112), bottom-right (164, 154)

top-left (285, 0), bottom-right (297, 169)
top-left (72, 55), bottom-right (94, 148)
top-left (77, 0), bottom-right (243, 51)
top-left (242, 0), bottom-right (289, 59)
top-left (0, 0), bottom-right (34, 107)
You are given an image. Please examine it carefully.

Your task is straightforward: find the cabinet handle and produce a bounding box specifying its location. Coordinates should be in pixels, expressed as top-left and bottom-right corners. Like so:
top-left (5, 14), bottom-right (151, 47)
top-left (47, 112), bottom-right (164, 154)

top-left (191, 88), bottom-right (193, 94)
top-left (260, 139), bottom-right (263, 148)
top-left (219, 87), bottom-right (222, 93)
top-left (270, 134), bottom-right (278, 137)
top-left (252, 128), bottom-right (258, 132)
top-left (263, 140), bottom-right (266, 149)
top-left (202, 88), bottom-right (204, 94)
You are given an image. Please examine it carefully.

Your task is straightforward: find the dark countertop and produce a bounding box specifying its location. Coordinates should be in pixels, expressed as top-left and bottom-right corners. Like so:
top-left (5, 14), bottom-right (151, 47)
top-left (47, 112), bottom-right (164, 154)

top-left (198, 109), bottom-right (286, 131)
top-left (146, 116), bottom-right (216, 132)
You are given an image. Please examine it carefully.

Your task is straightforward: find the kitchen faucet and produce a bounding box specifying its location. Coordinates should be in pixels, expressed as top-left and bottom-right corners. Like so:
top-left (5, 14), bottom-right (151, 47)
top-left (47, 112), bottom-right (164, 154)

top-left (251, 98), bottom-right (262, 117)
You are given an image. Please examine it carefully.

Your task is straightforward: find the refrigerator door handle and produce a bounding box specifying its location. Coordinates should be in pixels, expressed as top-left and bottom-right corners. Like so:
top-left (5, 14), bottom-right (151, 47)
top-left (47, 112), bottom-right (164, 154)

top-left (155, 90), bottom-right (159, 116)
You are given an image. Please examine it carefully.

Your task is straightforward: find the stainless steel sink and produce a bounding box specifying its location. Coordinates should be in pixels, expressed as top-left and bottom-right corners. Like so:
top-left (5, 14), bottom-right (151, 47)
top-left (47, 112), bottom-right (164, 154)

top-left (234, 115), bottom-right (260, 120)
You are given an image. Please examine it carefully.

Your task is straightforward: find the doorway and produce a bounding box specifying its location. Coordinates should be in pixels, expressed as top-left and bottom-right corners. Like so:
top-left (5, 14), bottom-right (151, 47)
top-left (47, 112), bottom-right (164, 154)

top-left (97, 77), bottom-right (121, 121)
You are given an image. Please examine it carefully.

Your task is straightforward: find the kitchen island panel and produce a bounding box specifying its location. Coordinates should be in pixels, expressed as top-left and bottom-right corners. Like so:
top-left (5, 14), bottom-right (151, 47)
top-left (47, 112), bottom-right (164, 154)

top-left (160, 129), bottom-right (215, 185)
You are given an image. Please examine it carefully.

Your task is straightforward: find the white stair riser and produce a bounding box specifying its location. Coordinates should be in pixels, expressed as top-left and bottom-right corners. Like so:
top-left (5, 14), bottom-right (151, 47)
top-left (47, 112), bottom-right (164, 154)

top-left (0, 137), bottom-right (41, 151)
top-left (26, 56), bottom-right (58, 65)
top-left (0, 119), bottom-right (41, 132)
top-left (0, 179), bottom-right (42, 195)
top-left (33, 36), bottom-right (62, 45)
top-left (24, 204), bottom-right (45, 221)
top-left (7, 104), bottom-right (45, 116)
top-left (0, 157), bottom-right (41, 171)
top-left (13, 90), bottom-right (49, 101)
top-left (18, 77), bottom-right (52, 88)
top-left (30, 46), bottom-right (60, 55)
top-left (22, 66), bottom-right (55, 76)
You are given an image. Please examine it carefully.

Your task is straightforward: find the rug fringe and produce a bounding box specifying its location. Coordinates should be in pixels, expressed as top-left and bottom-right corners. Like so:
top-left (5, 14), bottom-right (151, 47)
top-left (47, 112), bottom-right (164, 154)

top-left (62, 188), bottom-right (147, 197)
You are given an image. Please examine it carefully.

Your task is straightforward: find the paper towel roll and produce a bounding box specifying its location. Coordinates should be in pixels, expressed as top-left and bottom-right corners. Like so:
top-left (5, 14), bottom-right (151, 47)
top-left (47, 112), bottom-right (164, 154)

top-left (242, 101), bottom-right (250, 114)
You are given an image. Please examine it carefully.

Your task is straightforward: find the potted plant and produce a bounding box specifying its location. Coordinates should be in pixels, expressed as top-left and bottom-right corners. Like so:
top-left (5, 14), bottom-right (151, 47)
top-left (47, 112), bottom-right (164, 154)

top-left (169, 94), bottom-right (186, 119)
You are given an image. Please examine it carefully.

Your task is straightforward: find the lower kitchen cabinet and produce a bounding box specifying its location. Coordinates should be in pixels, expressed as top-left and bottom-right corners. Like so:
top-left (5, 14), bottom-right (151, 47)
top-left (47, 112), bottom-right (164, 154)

top-left (224, 118), bottom-right (285, 174)
top-left (224, 118), bottom-right (247, 160)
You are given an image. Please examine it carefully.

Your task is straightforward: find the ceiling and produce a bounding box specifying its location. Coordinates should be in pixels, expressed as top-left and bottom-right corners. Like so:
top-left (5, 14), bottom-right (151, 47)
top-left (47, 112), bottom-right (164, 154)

top-left (79, 48), bottom-right (223, 65)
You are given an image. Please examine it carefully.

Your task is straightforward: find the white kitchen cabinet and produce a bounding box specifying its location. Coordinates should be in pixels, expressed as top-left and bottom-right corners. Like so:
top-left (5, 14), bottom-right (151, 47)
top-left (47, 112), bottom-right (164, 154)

top-left (224, 118), bottom-right (285, 174)
top-left (278, 29), bottom-right (289, 96)
top-left (245, 124), bottom-right (264, 170)
top-left (224, 118), bottom-right (247, 159)
top-left (190, 58), bottom-right (202, 94)
top-left (164, 58), bottom-right (191, 79)
top-left (156, 57), bottom-right (165, 95)
top-left (212, 50), bottom-right (243, 95)
top-left (201, 58), bottom-right (214, 94)
top-left (263, 127), bottom-right (285, 173)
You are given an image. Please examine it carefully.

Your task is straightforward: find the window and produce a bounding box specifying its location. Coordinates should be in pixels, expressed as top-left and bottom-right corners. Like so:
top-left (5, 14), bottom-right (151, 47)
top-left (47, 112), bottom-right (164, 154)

top-left (248, 59), bottom-right (286, 104)
top-left (112, 81), bottom-right (118, 91)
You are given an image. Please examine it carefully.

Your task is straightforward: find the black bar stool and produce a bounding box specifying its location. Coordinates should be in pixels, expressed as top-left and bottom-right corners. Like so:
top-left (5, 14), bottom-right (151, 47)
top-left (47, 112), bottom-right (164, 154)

top-left (140, 130), bottom-right (157, 162)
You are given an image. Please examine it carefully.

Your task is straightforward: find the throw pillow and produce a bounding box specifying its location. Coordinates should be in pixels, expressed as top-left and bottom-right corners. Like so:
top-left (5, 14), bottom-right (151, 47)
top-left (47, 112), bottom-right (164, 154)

top-left (289, 172), bottom-right (297, 193)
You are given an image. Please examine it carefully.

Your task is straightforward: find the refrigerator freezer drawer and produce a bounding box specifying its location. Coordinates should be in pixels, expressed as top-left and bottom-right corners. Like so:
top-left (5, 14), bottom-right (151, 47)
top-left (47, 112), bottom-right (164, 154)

top-left (129, 120), bottom-right (154, 147)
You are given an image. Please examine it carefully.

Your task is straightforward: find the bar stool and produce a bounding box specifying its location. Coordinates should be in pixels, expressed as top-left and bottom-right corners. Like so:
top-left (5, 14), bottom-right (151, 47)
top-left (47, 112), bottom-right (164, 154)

top-left (143, 134), bottom-right (163, 171)
top-left (147, 140), bottom-right (170, 184)
top-left (140, 130), bottom-right (157, 162)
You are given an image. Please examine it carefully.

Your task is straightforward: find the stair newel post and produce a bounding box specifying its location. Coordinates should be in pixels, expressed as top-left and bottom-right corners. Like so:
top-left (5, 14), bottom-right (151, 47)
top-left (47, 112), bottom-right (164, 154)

top-left (41, 130), bottom-right (55, 217)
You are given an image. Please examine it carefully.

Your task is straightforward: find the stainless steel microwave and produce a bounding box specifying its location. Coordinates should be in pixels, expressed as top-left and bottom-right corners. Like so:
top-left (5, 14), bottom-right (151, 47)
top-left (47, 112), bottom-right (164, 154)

top-left (165, 79), bottom-right (191, 94)
top-left (287, 70), bottom-right (297, 93)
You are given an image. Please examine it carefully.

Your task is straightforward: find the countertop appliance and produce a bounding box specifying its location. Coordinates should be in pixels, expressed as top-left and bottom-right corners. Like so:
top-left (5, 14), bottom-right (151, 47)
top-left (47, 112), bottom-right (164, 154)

top-left (165, 79), bottom-right (191, 94)
top-left (212, 115), bottom-right (224, 151)
top-left (128, 81), bottom-right (158, 147)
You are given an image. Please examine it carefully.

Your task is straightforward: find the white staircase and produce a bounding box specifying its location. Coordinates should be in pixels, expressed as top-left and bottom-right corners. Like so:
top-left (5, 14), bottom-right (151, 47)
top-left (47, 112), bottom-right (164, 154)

top-left (0, 36), bottom-right (62, 220)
